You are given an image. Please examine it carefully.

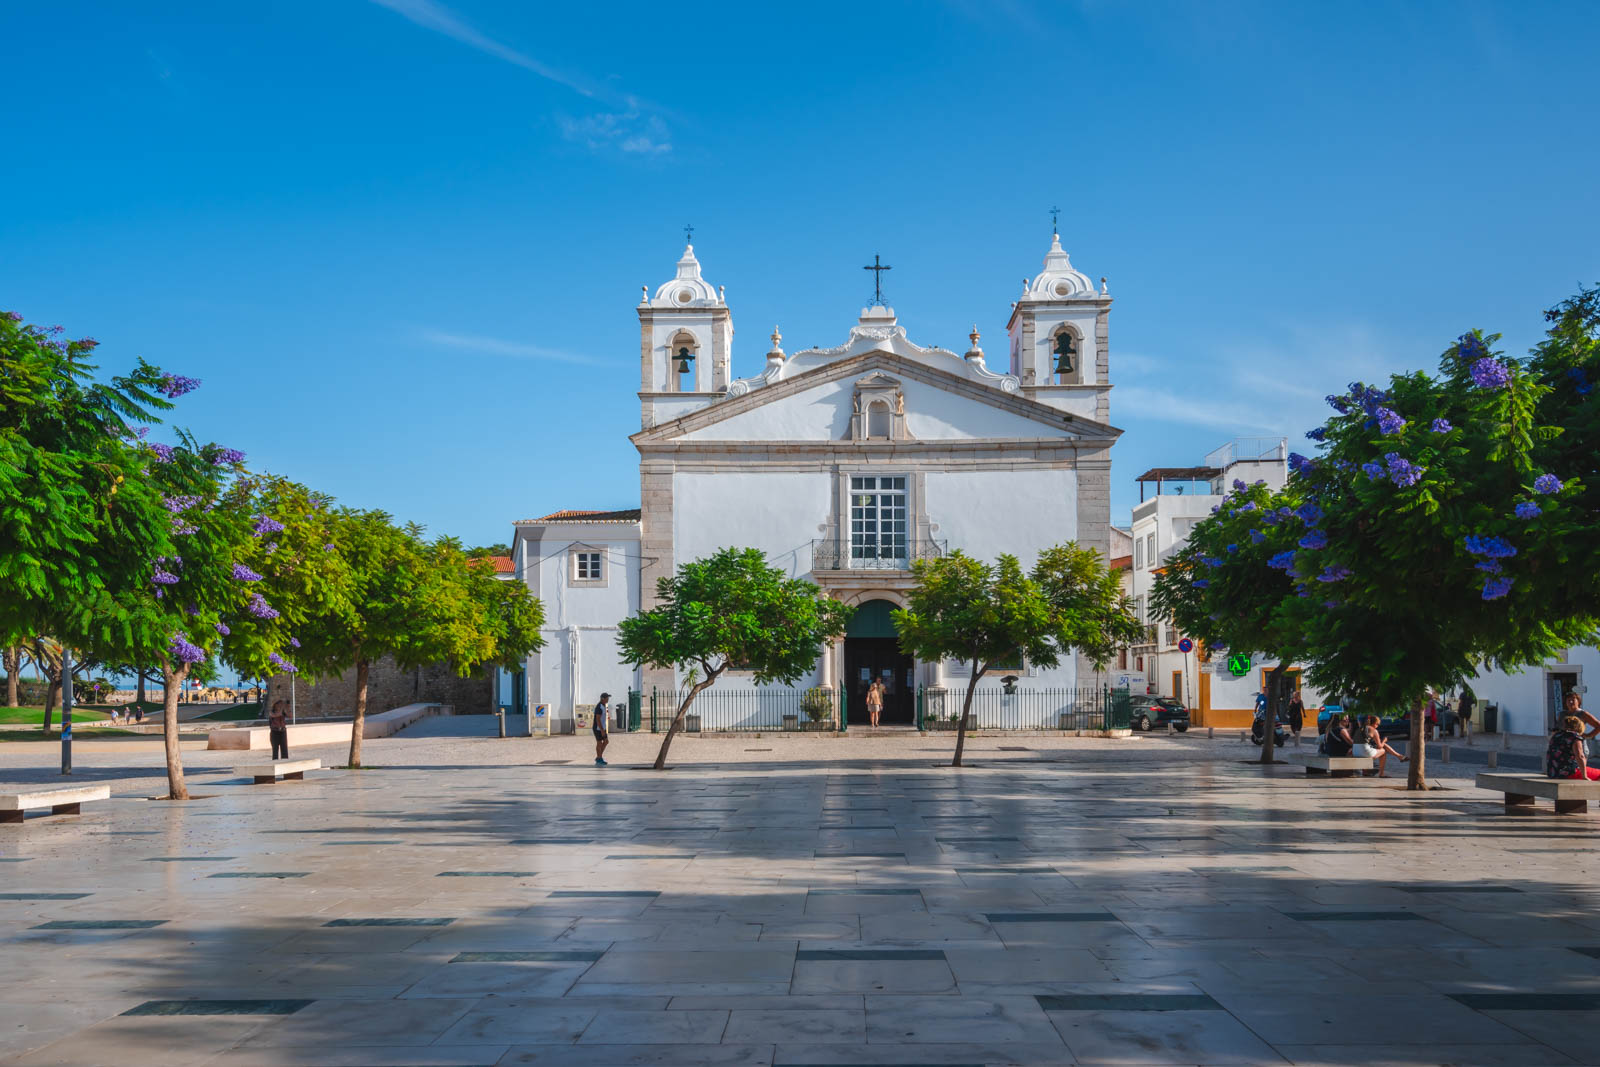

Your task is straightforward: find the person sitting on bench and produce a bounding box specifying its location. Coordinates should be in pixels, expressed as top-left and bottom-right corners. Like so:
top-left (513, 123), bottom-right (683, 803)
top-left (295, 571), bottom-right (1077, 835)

top-left (1323, 713), bottom-right (1355, 757)
top-left (1355, 714), bottom-right (1407, 778)
top-left (1547, 715), bottom-right (1600, 780)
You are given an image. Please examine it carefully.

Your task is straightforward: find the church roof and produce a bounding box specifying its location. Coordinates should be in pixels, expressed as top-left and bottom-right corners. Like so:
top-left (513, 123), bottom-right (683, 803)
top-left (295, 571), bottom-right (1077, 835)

top-left (470, 555), bottom-right (515, 574)
top-left (518, 508), bottom-right (642, 524)
top-left (646, 243), bottom-right (722, 308)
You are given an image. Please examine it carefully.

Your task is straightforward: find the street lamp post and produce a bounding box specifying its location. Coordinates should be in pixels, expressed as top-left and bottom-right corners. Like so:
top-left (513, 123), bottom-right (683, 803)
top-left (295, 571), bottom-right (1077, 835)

top-left (60, 648), bottom-right (73, 775)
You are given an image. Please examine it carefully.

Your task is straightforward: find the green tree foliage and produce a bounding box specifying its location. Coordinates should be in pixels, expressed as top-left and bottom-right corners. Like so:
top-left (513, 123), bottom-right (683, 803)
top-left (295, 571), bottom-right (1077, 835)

top-left (895, 544), bottom-right (1139, 767)
top-left (618, 547), bottom-right (852, 770)
top-left (1155, 301), bottom-right (1600, 789)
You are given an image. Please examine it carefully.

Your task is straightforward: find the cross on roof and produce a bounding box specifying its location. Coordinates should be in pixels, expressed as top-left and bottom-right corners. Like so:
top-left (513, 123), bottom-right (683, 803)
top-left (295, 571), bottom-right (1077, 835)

top-left (1050, 205), bottom-right (1060, 233)
top-left (684, 223), bottom-right (694, 243)
top-left (863, 254), bottom-right (892, 306)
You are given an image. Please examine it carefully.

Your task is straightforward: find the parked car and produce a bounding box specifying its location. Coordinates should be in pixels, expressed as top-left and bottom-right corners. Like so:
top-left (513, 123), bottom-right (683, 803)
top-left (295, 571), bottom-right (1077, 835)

top-left (1317, 703), bottom-right (1408, 740)
top-left (1132, 698), bottom-right (1189, 733)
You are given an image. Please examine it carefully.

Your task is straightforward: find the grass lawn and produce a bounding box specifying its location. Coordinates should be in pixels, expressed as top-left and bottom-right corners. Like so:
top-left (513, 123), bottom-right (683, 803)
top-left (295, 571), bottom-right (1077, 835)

top-left (0, 706), bottom-right (113, 725)
top-left (196, 703), bottom-right (263, 721)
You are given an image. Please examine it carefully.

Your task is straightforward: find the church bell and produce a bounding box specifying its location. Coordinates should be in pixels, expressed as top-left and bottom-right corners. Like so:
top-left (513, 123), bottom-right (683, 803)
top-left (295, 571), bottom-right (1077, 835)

top-left (676, 346), bottom-right (695, 374)
top-left (1052, 333), bottom-right (1077, 377)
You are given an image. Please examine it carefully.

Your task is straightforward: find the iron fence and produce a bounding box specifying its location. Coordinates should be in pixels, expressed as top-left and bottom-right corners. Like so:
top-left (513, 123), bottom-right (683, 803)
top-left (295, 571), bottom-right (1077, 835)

top-left (649, 686), bottom-right (839, 733)
top-left (809, 538), bottom-right (947, 571)
top-left (919, 685), bottom-right (1133, 731)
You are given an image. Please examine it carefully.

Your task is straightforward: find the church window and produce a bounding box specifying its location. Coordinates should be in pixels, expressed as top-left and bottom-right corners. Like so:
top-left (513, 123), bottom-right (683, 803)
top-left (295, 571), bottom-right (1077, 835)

top-left (1134, 537), bottom-right (1143, 569)
top-left (849, 476), bottom-right (908, 568)
top-left (867, 401), bottom-right (891, 439)
top-left (571, 550), bottom-right (604, 583)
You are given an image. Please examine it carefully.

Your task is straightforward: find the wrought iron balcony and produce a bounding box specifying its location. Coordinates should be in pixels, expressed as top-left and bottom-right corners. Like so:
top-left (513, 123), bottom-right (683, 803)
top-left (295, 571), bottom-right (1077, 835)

top-left (810, 538), bottom-right (947, 572)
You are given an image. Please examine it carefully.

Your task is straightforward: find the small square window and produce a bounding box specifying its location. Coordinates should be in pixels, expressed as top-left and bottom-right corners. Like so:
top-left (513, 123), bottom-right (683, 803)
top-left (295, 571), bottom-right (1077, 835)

top-left (573, 551), bottom-right (603, 582)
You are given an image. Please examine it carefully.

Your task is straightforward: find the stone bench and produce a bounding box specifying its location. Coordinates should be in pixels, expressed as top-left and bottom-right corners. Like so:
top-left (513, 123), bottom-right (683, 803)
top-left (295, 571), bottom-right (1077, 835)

top-left (1289, 754), bottom-right (1376, 778)
top-left (1477, 772), bottom-right (1600, 814)
top-left (1, 784), bottom-right (112, 823)
top-left (237, 758), bottom-right (322, 784)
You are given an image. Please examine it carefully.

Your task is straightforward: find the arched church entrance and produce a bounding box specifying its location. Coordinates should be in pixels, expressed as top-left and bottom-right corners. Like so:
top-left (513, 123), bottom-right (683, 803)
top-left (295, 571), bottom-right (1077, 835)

top-left (843, 599), bottom-right (915, 725)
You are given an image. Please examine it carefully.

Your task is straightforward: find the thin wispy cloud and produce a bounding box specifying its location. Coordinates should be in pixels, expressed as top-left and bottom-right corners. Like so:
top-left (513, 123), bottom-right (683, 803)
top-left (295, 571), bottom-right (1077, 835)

top-left (422, 329), bottom-right (606, 366)
top-left (558, 105), bottom-right (672, 155)
top-left (368, 0), bottom-right (674, 155)
top-left (367, 0), bottom-right (592, 96)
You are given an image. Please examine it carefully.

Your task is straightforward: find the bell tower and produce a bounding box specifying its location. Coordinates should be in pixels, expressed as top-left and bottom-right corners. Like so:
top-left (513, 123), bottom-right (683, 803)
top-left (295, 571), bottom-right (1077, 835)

top-left (1005, 227), bottom-right (1112, 423)
top-left (638, 240), bottom-right (733, 428)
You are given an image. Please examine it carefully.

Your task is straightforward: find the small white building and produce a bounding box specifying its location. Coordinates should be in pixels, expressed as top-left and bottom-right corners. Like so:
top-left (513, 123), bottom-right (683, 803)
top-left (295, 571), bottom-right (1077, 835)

top-left (1128, 437), bottom-right (1329, 727)
top-left (1464, 649), bottom-right (1596, 737)
top-left (513, 232), bottom-right (1123, 731)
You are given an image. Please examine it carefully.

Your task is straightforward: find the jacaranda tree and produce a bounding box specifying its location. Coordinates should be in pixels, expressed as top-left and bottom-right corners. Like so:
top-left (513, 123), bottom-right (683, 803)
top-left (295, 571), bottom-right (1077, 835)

top-left (895, 544), bottom-right (1140, 767)
top-left (618, 547), bottom-right (852, 770)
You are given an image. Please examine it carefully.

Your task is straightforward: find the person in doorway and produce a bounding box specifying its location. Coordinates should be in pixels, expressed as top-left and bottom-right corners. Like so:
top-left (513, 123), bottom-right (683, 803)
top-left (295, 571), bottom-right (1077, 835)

top-left (1547, 714), bottom-right (1600, 780)
top-left (268, 699), bottom-right (289, 760)
top-left (866, 678), bottom-right (885, 728)
top-left (592, 692), bottom-right (611, 766)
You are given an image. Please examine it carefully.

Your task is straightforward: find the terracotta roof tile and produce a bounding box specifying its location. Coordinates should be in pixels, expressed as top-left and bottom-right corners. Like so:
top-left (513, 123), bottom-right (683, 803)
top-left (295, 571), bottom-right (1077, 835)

top-left (517, 508), bottom-right (642, 524)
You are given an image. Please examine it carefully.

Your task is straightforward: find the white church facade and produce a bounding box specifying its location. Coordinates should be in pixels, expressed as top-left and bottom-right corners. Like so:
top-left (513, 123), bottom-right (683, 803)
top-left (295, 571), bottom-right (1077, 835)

top-left (511, 233), bottom-right (1120, 732)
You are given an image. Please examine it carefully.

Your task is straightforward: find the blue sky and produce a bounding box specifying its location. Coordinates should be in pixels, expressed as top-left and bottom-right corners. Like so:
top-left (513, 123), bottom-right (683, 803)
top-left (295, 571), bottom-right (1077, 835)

top-left (4, 0), bottom-right (1597, 548)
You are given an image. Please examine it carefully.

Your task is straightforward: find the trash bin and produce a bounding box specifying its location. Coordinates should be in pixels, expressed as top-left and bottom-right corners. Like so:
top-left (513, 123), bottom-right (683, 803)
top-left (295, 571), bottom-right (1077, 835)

top-left (1482, 702), bottom-right (1499, 734)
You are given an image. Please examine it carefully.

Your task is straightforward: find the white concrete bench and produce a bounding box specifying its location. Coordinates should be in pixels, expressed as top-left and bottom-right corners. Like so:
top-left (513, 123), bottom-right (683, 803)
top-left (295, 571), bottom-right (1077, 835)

top-left (1477, 772), bottom-right (1600, 814)
top-left (1289, 754), bottom-right (1376, 778)
top-left (237, 758), bottom-right (322, 784)
top-left (1, 784), bottom-right (112, 823)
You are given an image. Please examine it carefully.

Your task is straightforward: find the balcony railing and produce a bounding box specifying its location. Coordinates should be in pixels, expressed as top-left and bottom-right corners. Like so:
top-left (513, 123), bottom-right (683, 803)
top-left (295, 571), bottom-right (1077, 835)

top-left (811, 538), bottom-right (948, 572)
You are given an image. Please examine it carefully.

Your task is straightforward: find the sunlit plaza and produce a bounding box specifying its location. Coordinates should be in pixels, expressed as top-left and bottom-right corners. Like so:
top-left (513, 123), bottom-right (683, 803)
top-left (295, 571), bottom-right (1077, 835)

top-left (4, 727), bottom-right (1599, 1066)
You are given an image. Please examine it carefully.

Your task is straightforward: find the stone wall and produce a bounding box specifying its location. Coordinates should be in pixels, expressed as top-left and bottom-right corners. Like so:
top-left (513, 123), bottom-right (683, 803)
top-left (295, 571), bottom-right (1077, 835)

top-left (266, 656), bottom-right (493, 718)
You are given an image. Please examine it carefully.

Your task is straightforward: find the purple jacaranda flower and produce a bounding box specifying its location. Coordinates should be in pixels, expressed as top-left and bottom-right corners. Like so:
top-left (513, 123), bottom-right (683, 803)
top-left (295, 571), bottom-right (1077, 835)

top-left (1296, 503), bottom-right (1324, 525)
top-left (288, 637), bottom-right (300, 649)
top-left (149, 442), bottom-right (175, 462)
top-left (1240, 502), bottom-right (1258, 513)
top-left (1470, 357), bottom-right (1511, 390)
top-left (1458, 333), bottom-right (1487, 360)
top-left (1299, 530), bottom-right (1328, 550)
top-left (1431, 418), bottom-right (1452, 433)
top-left (246, 593), bottom-right (279, 619)
top-left (1476, 560), bottom-right (1503, 573)
top-left (322, 543), bottom-right (335, 552)
top-left (253, 515), bottom-right (284, 537)
top-left (212, 448), bottom-right (246, 466)
top-left (1226, 544), bottom-right (1238, 554)
top-left (1376, 408), bottom-right (1406, 435)
top-left (1327, 394), bottom-right (1352, 413)
top-left (1482, 576), bottom-right (1514, 600)
top-left (1268, 551), bottom-right (1296, 570)
top-left (1249, 529), bottom-right (1265, 544)
top-left (158, 374), bottom-right (201, 398)
top-left (151, 569), bottom-right (179, 586)
top-left (215, 622), bottom-right (230, 636)
top-left (1515, 502), bottom-right (1542, 519)
top-left (1568, 367), bottom-right (1592, 396)
top-left (1232, 479), bottom-right (1246, 491)
top-left (1385, 453), bottom-right (1424, 487)
top-left (168, 632), bottom-right (206, 664)
top-left (1464, 535), bottom-right (1518, 558)
top-left (2, 311), bottom-right (20, 322)
top-left (1362, 462), bottom-right (1383, 480)
top-left (171, 519), bottom-right (198, 536)
top-left (1192, 579), bottom-right (1210, 588)
top-left (268, 652), bottom-right (298, 674)
top-left (1323, 600), bottom-right (1340, 608)
top-left (231, 563), bottom-right (264, 582)
top-left (1534, 474), bottom-right (1563, 494)
top-left (185, 603), bottom-right (199, 617)
top-left (1201, 556), bottom-right (1224, 568)
top-left (1306, 426), bottom-right (1327, 441)
top-left (163, 494), bottom-right (202, 513)
top-left (1317, 565), bottom-right (1353, 582)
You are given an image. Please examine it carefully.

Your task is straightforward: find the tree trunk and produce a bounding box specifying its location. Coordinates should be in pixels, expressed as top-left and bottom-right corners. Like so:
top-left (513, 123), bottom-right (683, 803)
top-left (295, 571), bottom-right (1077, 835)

top-left (1259, 662), bottom-right (1285, 765)
top-left (952, 662), bottom-right (985, 768)
top-left (136, 671), bottom-right (147, 706)
top-left (42, 682), bottom-right (59, 733)
top-left (162, 663), bottom-right (189, 800)
top-left (1407, 696), bottom-right (1427, 790)
top-left (348, 658), bottom-right (369, 769)
top-left (653, 675), bottom-right (717, 770)
top-left (3, 646), bottom-right (19, 708)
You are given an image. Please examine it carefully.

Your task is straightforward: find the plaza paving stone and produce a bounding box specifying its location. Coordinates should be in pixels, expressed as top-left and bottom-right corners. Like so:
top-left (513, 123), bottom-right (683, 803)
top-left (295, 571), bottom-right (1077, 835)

top-left (3, 727), bottom-right (1600, 1064)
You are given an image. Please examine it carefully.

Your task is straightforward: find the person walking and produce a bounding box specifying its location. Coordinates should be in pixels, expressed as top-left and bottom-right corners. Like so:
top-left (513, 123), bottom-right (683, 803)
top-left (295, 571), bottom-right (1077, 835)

top-left (866, 678), bottom-right (885, 728)
top-left (1457, 685), bottom-right (1476, 741)
top-left (1286, 689), bottom-right (1305, 742)
top-left (592, 692), bottom-right (611, 766)
top-left (268, 699), bottom-right (289, 760)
